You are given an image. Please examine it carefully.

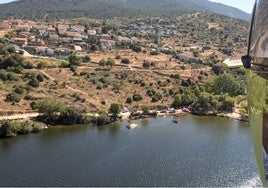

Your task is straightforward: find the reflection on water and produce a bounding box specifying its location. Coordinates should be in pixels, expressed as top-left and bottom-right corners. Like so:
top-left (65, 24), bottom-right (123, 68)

top-left (0, 116), bottom-right (260, 187)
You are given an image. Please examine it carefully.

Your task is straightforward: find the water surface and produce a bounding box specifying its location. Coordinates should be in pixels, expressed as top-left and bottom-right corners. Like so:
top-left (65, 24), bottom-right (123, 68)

top-left (0, 115), bottom-right (261, 186)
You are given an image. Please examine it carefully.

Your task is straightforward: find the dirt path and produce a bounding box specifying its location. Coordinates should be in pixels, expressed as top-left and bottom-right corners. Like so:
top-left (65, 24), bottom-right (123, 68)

top-left (0, 113), bottom-right (40, 121)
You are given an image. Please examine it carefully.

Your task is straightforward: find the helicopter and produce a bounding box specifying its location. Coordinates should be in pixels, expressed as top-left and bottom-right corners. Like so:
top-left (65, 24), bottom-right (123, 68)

top-left (242, 0), bottom-right (268, 186)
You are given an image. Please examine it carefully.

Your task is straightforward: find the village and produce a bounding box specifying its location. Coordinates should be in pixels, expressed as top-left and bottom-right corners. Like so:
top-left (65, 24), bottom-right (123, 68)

top-left (0, 13), bottom-right (247, 64)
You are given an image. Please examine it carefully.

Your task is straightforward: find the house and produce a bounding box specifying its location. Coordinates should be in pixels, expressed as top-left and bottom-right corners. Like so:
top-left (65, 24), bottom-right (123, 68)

top-left (100, 34), bottom-right (110, 39)
top-left (35, 46), bottom-right (47, 55)
top-left (74, 45), bottom-right (82, 52)
top-left (48, 27), bottom-right (56, 35)
top-left (16, 24), bottom-right (31, 31)
top-left (71, 25), bottom-right (85, 34)
top-left (73, 37), bottom-right (83, 44)
top-left (117, 36), bottom-right (132, 44)
top-left (100, 39), bottom-right (116, 50)
top-left (39, 29), bottom-right (49, 37)
top-left (0, 22), bottom-right (11, 29)
top-left (87, 29), bottom-right (96, 36)
top-left (202, 44), bottom-right (211, 51)
top-left (29, 39), bottom-right (45, 46)
top-left (66, 31), bottom-right (81, 38)
top-left (57, 24), bottom-right (68, 35)
top-left (35, 47), bottom-right (54, 56)
top-left (60, 37), bottom-right (72, 43)
top-left (49, 34), bottom-right (59, 41)
top-left (13, 37), bottom-right (28, 46)
top-left (54, 48), bottom-right (72, 56)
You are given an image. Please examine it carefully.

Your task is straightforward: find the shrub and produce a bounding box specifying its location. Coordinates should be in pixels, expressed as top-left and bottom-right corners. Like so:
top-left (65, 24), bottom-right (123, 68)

top-left (121, 58), bottom-right (130, 64)
top-left (19, 122), bottom-right (33, 134)
top-left (30, 101), bottom-right (38, 110)
top-left (130, 44), bottom-right (141, 52)
top-left (126, 97), bottom-right (132, 104)
top-left (28, 78), bottom-right (40, 88)
top-left (150, 51), bottom-right (159, 55)
top-left (32, 122), bottom-right (44, 133)
top-left (0, 121), bottom-right (21, 137)
top-left (37, 61), bottom-right (48, 69)
top-left (115, 54), bottom-right (121, 59)
top-left (60, 61), bottom-right (70, 68)
top-left (14, 86), bottom-right (25, 94)
top-left (36, 74), bottom-right (45, 82)
top-left (6, 92), bottom-right (21, 103)
top-left (133, 93), bottom-right (143, 101)
top-left (151, 92), bottom-right (162, 102)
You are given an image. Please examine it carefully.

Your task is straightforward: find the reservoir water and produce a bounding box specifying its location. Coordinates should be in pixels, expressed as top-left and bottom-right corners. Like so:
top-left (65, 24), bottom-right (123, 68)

top-left (0, 115), bottom-right (261, 186)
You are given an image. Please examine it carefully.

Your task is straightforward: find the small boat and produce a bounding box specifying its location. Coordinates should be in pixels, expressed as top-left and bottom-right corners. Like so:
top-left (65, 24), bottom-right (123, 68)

top-left (173, 120), bottom-right (178, 124)
top-left (126, 123), bottom-right (138, 129)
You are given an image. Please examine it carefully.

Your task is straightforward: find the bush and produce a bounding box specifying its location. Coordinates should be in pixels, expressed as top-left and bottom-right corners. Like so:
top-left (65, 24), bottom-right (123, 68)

top-left (130, 44), bottom-right (141, 52)
top-left (121, 58), bottom-right (130, 64)
top-left (30, 101), bottom-right (38, 110)
top-left (6, 92), bottom-right (21, 103)
top-left (83, 55), bottom-right (91, 63)
top-left (28, 78), bottom-right (40, 87)
top-left (14, 86), bottom-right (25, 94)
top-left (60, 61), bottom-right (70, 68)
top-left (150, 51), bottom-right (159, 55)
top-left (19, 122), bottom-right (33, 134)
top-left (0, 121), bottom-right (21, 137)
top-left (36, 74), bottom-right (45, 82)
top-left (126, 97), bottom-right (132, 104)
top-left (143, 61), bottom-right (150, 68)
top-left (133, 93), bottom-right (143, 101)
top-left (69, 54), bottom-right (82, 66)
top-left (37, 61), bottom-right (48, 69)
top-left (32, 122), bottom-right (44, 133)
top-left (115, 54), bottom-right (121, 59)
top-left (151, 92), bottom-right (162, 102)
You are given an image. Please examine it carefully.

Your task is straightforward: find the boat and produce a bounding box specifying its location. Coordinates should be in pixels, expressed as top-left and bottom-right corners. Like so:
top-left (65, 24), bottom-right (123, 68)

top-left (173, 120), bottom-right (178, 124)
top-left (126, 123), bottom-right (138, 129)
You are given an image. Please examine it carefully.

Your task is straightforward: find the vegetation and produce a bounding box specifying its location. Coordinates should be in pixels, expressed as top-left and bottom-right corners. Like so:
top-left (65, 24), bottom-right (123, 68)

top-left (0, 0), bottom-right (250, 21)
top-left (0, 120), bottom-right (45, 138)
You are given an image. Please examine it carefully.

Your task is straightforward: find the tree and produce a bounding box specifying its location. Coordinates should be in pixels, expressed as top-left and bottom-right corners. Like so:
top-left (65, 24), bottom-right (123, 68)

top-left (172, 94), bottom-right (182, 107)
top-left (58, 106), bottom-right (84, 125)
top-left (69, 54), bottom-right (82, 66)
top-left (192, 92), bottom-right (212, 114)
top-left (109, 103), bottom-right (122, 121)
top-left (212, 74), bottom-right (242, 96)
top-left (36, 99), bottom-right (66, 124)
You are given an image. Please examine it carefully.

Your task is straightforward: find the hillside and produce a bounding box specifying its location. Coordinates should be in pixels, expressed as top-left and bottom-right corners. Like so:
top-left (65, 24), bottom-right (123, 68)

top-left (0, 12), bottom-right (248, 116)
top-left (0, 0), bottom-right (251, 21)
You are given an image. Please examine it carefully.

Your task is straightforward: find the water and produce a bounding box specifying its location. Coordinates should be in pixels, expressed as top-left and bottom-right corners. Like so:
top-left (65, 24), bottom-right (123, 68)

top-left (0, 115), bottom-right (261, 187)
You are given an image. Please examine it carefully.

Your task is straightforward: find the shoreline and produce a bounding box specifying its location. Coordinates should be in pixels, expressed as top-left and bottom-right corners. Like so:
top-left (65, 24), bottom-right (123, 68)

top-left (0, 109), bottom-right (248, 139)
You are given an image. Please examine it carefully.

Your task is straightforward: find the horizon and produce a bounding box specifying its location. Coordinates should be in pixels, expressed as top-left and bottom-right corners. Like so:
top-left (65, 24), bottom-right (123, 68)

top-left (0, 0), bottom-right (255, 14)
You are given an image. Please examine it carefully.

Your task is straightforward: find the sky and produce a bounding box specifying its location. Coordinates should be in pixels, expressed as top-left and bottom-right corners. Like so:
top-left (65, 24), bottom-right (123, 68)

top-left (209, 0), bottom-right (255, 13)
top-left (0, 0), bottom-right (256, 14)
